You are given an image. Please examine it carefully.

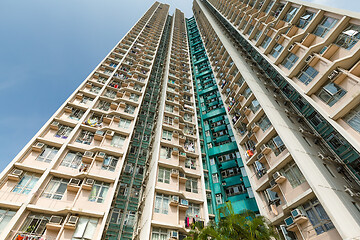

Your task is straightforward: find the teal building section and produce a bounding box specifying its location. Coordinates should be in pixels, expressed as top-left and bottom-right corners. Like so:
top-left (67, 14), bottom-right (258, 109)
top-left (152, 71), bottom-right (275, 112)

top-left (202, 0), bottom-right (360, 181)
top-left (186, 17), bottom-right (259, 222)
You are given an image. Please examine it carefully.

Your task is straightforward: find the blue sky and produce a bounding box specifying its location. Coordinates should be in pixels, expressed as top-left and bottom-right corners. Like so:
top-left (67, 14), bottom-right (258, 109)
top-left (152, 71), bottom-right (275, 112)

top-left (0, 0), bottom-right (359, 172)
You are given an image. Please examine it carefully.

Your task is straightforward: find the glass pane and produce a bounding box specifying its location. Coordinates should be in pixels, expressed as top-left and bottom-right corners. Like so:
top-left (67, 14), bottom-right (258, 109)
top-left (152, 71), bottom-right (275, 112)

top-left (73, 217), bottom-right (89, 238)
top-left (83, 218), bottom-right (98, 239)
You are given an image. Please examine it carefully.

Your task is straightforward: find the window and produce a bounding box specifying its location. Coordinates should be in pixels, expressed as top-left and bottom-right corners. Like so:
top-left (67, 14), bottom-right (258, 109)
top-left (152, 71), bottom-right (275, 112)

top-left (129, 93), bottom-right (139, 102)
top-left (0, 209), bottom-right (16, 234)
top-left (12, 173), bottom-right (39, 195)
top-left (297, 66), bottom-right (319, 85)
top-left (119, 118), bottom-right (131, 129)
top-left (261, 36), bottom-right (272, 49)
top-left (97, 101), bottom-right (110, 111)
top-left (154, 193), bottom-right (169, 214)
top-left (72, 217), bottom-right (98, 240)
top-left (186, 203), bottom-right (200, 217)
top-left (41, 177), bottom-right (69, 200)
top-left (89, 181), bottom-right (110, 203)
top-left (19, 214), bottom-right (50, 236)
top-left (297, 11), bottom-right (314, 29)
top-left (165, 104), bottom-right (174, 112)
top-left (111, 134), bottom-right (126, 148)
top-left (167, 86), bottom-right (175, 92)
top-left (267, 135), bottom-right (286, 156)
top-left (104, 89), bottom-right (117, 99)
top-left (186, 177), bottom-right (198, 193)
top-left (158, 167), bottom-right (171, 184)
top-left (162, 130), bottom-right (173, 141)
top-left (80, 96), bottom-right (93, 104)
top-left (317, 82), bottom-right (347, 106)
top-left (160, 146), bottom-right (172, 159)
top-left (184, 113), bottom-right (192, 122)
top-left (242, 87), bottom-right (252, 99)
top-left (123, 211), bottom-right (136, 227)
top-left (61, 152), bottom-right (82, 169)
top-left (270, 43), bottom-right (283, 58)
top-left (55, 125), bottom-right (73, 139)
top-left (212, 173), bottom-right (219, 183)
top-left (345, 105), bottom-right (360, 132)
top-left (254, 30), bottom-right (262, 41)
top-left (264, 1), bottom-right (274, 13)
top-left (249, 99), bottom-right (261, 113)
top-left (313, 16), bottom-right (338, 38)
top-left (280, 161), bottom-right (306, 188)
top-left (334, 24), bottom-right (360, 50)
top-left (110, 209), bottom-right (123, 224)
top-left (215, 194), bottom-right (223, 204)
top-left (326, 133), bottom-right (344, 150)
top-left (283, 7), bottom-right (298, 22)
top-left (164, 116), bottom-right (173, 125)
top-left (69, 108), bottom-right (85, 120)
top-left (134, 84), bottom-right (142, 91)
top-left (76, 130), bottom-right (94, 145)
top-left (225, 184), bottom-right (246, 196)
top-left (281, 53), bottom-right (299, 69)
top-left (90, 85), bottom-right (101, 94)
top-left (151, 228), bottom-right (168, 240)
top-left (102, 156), bottom-right (118, 171)
top-left (36, 146), bottom-right (58, 163)
top-left (302, 198), bottom-right (334, 235)
top-left (124, 104), bottom-right (135, 114)
top-left (258, 115), bottom-right (271, 131)
top-left (185, 157), bottom-right (196, 170)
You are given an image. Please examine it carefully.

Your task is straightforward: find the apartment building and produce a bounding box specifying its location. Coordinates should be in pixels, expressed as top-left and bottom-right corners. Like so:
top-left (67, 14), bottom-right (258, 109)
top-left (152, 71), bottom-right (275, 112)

top-left (1, 0), bottom-right (360, 240)
top-left (192, 0), bottom-right (360, 239)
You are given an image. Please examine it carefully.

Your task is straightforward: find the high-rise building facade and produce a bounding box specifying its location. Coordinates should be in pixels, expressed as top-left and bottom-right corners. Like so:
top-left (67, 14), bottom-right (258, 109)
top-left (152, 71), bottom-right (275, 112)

top-left (1, 1), bottom-right (360, 240)
top-left (191, 0), bottom-right (360, 239)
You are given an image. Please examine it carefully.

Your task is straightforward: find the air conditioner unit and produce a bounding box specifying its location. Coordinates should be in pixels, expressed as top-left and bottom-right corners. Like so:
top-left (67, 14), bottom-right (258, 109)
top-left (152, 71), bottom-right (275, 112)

top-left (180, 199), bottom-right (189, 206)
top-left (260, 144), bottom-right (266, 151)
top-left (50, 121), bottom-right (60, 130)
top-left (288, 44), bottom-right (295, 51)
top-left (105, 130), bottom-right (115, 139)
top-left (49, 215), bottom-right (63, 225)
top-left (345, 186), bottom-right (355, 197)
top-left (172, 195), bottom-right (179, 203)
top-left (171, 231), bottom-right (179, 239)
top-left (291, 209), bottom-right (304, 218)
top-left (113, 115), bottom-right (121, 122)
top-left (172, 169), bottom-right (179, 175)
top-left (69, 178), bottom-right (81, 186)
top-left (257, 153), bottom-right (264, 160)
top-left (275, 35), bottom-right (280, 41)
top-left (7, 168), bottom-right (24, 181)
top-left (11, 169), bottom-right (24, 177)
top-left (265, 188), bottom-right (279, 202)
top-left (67, 216), bottom-right (79, 226)
top-left (284, 216), bottom-right (294, 227)
top-left (97, 152), bottom-right (106, 159)
top-left (32, 142), bottom-right (45, 152)
top-left (273, 171), bottom-right (282, 180)
top-left (328, 69), bottom-right (340, 81)
top-left (76, 93), bottom-right (83, 99)
top-left (305, 54), bottom-right (313, 63)
top-left (85, 178), bottom-right (95, 186)
top-left (84, 151), bottom-right (93, 158)
top-left (64, 106), bottom-right (73, 113)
